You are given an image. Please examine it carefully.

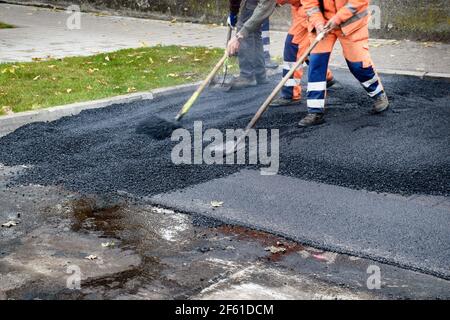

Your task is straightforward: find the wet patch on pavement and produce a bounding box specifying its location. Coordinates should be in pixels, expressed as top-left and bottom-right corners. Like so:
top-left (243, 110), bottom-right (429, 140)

top-left (1, 164), bottom-right (449, 299)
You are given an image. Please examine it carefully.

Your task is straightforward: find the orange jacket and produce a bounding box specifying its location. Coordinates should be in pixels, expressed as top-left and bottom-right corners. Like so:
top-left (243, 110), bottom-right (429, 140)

top-left (277, 0), bottom-right (308, 41)
top-left (301, 0), bottom-right (370, 36)
top-left (276, 0), bottom-right (301, 6)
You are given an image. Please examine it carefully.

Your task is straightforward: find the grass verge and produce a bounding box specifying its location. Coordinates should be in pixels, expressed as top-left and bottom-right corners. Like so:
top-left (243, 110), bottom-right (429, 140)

top-left (0, 22), bottom-right (14, 29)
top-left (0, 45), bottom-right (229, 115)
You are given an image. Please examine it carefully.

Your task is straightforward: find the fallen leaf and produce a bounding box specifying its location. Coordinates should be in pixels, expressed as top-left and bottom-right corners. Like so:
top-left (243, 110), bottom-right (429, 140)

top-left (167, 73), bottom-right (179, 78)
top-left (265, 246), bottom-right (287, 254)
top-left (86, 85), bottom-right (93, 90)
top-left (2, 67), bottom-right (15, 74)
top-left (85, 255), bottom-right (98, 260)
top-left (105, 55), bottom-right (110, 61)
top-left (1, 106), bottom-right (14, 115)
top-left (33, 75), bottom-right (41, 81)
top-left (127, 87), bottom-right (137, 93)
top-left (101, 241), bottom-right (115, 248)
top-left (210, 201), bottom-right (223, 208)
top-left (48, 65), bottom-right (56, 69)
top-left (66, 88), bottom-right (72, 93)
top-left (2, 220), bottom-right (18, 228)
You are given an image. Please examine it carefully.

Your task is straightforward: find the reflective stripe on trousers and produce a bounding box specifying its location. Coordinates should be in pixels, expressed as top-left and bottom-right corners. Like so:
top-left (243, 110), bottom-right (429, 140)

top-left (261, 19), bottom-right (271, 60)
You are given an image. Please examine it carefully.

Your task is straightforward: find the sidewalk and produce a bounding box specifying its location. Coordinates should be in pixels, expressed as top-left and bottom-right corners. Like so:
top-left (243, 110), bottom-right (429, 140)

top-left (1, 3), bottom-right (450, 77)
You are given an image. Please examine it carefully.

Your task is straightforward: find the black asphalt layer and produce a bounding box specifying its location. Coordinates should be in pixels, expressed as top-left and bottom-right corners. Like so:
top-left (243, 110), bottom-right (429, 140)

top-left (0, 69), bottom-right (449, 277)
top-left (150, 169), bottom-right (450, 279)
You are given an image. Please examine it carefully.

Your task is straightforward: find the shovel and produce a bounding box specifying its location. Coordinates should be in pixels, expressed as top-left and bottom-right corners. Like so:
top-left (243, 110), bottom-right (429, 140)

top-left (222, 31), bottom-right (327, 154)
top-left (176, 26), bottom-right (234, 121)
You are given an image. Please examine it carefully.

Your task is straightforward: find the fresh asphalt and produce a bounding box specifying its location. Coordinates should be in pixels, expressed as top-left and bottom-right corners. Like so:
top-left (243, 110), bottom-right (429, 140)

top-left (0, 69), bottom-right (449, 279)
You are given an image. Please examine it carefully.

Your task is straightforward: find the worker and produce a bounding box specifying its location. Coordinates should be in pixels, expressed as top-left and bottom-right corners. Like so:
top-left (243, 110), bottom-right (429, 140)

top-left (261, 19), bottom-right (279, 69)
top-left (270, 0), bottom-right (336, 107)
top-left (299, 0), bottom-right (389, 127)
top-left (227, 0), bottom-right (277, 89)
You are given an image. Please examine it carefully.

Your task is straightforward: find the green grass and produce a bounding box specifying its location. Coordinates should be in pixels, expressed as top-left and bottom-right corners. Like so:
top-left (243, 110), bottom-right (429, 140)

top-left (0, 45), bottom-right (227, 115)
top-left (0, 22), bottom-right (14, 29)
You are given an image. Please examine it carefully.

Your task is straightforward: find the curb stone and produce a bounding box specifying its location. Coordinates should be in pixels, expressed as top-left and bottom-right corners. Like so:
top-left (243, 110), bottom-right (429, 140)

top-left (0, 82), bottom-right (200, 137)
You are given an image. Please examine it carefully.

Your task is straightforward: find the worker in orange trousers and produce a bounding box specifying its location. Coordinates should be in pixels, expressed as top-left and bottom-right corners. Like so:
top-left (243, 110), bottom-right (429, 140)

top-left (270, 0), bottom-right (335, 107)
top-left (299, 0), bottom-right (389, 127)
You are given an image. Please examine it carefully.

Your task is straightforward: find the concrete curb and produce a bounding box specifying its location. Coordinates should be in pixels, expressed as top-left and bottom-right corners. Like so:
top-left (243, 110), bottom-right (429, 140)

top-left (0, 82), bottom-right (200, 137)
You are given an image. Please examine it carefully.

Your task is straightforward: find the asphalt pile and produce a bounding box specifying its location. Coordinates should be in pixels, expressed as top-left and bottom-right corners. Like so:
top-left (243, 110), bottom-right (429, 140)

top-left (135, 116), bottom-right (182, 140)
top-left (0, 70), bottom-right (449, 197)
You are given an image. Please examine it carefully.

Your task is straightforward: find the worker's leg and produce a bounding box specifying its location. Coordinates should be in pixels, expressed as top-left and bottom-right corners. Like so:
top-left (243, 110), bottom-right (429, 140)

top-left (339, 30), bottom-right (385, 99)
top-left (237, 6), bottom-right (256, 80)
top-left (253, 22), bottom-right (268, 83)
top-left (261, 19), bottom-right (271, 62)
top-left (339, 28), bottom-right (389, 113)
top-left (298, 33), bottom-right (337, 126)
top-left (270, 33), bottom-right (304, 107)
top-left (261, 19), bottom-right (279, 69)
top-left (306, 33), bottom-right (337, 114)
top-left (282, 34), bottom-right (302, 100)
top-left (305, 59), bottom-right (334, 83)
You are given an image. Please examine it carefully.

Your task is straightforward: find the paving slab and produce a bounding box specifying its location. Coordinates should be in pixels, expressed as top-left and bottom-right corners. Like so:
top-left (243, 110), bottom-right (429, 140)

top-left (1, 3), bottom-right (450, 77)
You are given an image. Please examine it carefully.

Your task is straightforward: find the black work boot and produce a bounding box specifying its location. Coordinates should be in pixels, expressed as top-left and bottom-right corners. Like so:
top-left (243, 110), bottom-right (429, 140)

top-left (269, 97), bottom-right (301, 107)
top-left (327, 78), bottom-right (337, 88)
top-left (265, 59), bottom-right (279, 69)
top-left (256, 75), bottom-right (269, 85)
top-left (298, 113), bottom-right (325, 127)
top-left (230, 76), bottom-right (257, 90)
top-left (372, 92), bottom-right (389, 113)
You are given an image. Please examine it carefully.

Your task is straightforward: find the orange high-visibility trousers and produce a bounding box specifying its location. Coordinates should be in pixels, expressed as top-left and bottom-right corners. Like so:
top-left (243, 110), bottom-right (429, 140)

top-left (306, 27), bottom-right (384, 113)
top-left (281, 5), bottom-right (333, 100)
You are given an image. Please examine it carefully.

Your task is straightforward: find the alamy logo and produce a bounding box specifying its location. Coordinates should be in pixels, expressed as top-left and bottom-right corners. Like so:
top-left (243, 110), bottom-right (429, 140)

top-left (66, 5), bottom-right (81, 30)
top-left (171, 121), bottom-right (279, 175)
top-left (366, 265), bottom-right (381, 290)
top-left (66, 265), bottom-right (82, 290)
top-left (369, 5), bottom-right (381, 30)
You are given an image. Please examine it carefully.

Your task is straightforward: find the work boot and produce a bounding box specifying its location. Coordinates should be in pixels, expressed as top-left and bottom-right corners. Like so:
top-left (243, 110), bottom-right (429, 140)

top-left (256, 76), bottom-right (269, 85)
top-left (265, 59), bottom-right (279, 69)
top-left (230, 76), bottom-right (257, 90)
top-left (327, 78), bottom-right (338, 88)
top-left (298, 113), bottom-right (325, 127)
top-left (372, 92), bottom-right (389, 113)
top-left (269, 97), bottom-right (301, 107)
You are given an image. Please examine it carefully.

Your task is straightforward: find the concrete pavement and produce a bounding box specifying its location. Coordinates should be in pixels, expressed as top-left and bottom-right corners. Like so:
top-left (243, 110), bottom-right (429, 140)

top-left (1, 69), bottom-right (449, 284)
top-left (1, 3), bottom-right (450, 77)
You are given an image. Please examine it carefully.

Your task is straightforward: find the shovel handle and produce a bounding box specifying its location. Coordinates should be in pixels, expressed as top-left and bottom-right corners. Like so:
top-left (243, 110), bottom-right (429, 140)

top-left (176, 52), bottom-right (228, 121)
top-left (232, 32), bottom-right (326, 149)
top-left (244, 32), bottom-right (325, 132)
